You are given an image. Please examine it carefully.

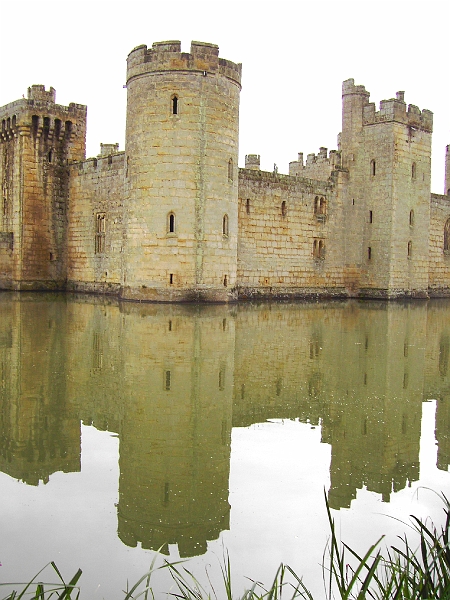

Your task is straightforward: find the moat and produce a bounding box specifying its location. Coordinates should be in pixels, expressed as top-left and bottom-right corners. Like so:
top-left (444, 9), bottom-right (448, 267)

top-left (0, 293), bottom-right (449, 598)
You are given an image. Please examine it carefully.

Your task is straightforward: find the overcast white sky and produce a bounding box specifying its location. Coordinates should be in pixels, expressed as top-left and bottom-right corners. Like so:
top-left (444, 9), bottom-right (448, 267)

top-left (1, 0), bottom-right (448, 192)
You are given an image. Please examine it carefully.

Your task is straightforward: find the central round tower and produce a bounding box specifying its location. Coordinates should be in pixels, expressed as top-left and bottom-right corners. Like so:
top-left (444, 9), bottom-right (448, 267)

top-left (122, 40), bottom-right (242, 302)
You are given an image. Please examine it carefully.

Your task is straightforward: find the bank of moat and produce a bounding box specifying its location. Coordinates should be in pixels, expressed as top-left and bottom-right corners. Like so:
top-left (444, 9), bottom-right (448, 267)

top-left (1, 40), bottom-right (450, 302)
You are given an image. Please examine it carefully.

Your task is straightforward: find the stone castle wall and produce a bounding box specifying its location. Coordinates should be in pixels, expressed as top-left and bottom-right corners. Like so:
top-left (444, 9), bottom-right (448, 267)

top-left (67, 151), bottom-right (125, 294)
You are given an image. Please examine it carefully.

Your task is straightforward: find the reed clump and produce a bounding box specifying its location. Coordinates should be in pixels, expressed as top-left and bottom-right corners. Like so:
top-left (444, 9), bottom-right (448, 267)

top-left (2, 493), bottom-right (449, 599)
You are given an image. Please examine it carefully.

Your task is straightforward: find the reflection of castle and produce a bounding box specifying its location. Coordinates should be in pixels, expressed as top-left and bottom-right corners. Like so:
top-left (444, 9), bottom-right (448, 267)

top-left (1, 296), bottom-right (450, 555)
top-left (1, 41), bottom-right (450, 302)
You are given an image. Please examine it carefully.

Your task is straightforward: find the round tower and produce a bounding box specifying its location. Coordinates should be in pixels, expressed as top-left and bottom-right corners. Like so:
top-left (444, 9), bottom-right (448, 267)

top-left (122, 40), bottom-right (242, 302)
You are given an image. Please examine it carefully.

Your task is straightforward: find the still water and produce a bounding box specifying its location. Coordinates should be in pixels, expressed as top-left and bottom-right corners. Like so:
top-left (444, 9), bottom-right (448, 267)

top-left (0, 294), bottom-right (449, 598)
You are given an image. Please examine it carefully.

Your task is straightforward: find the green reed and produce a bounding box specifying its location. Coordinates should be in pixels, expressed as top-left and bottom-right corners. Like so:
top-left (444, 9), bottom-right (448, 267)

top-left (3, 493), bottom-right (449, 599)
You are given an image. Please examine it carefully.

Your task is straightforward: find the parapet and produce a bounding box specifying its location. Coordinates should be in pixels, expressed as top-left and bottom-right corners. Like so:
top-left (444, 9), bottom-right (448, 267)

top-left (363, 91), bottom-right (433, 132)
top-left (126, 40), bottom-right (242, 87)
top-left (28, 85), bottom-right (56, 103)
top-left (289, 147), bottom-right (341, 179)
top-left (342, 79), bottom-right (370, 99)
top-left (99, 143), bottom-right (120, 156)
top-left (245, 154), bottom-right (260, 170)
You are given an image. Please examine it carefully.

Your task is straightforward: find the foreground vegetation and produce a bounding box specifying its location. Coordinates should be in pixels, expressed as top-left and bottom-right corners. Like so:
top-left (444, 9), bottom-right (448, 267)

top-left (2, 493), bottom-right (449, 599)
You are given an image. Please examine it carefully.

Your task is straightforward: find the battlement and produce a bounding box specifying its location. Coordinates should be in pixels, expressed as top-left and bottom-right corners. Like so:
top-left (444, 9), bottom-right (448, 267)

top-left (126, 40), bottom-right (242, 87)
top-left (99, 143), bottom-right (120, 156)
top-left (342, 79), bottom-right (370, 98)
top-left (245, 154), bottom-right (260, 170)
top-left (28, 85), bottom-right (56, 103)
top-left (363, 93), bottom-right (433, 131)
top-left (289, 147), bottom-right (341, 179)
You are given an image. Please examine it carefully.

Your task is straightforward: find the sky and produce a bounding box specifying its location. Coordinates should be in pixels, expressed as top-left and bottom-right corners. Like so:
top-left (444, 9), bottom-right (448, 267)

top-left (0, 0), bottom-right (448, 193)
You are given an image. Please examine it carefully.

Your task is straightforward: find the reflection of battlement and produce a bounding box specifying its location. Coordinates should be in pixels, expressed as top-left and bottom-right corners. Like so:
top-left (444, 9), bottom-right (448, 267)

top-left (126, 40), bottom-right (242, 87)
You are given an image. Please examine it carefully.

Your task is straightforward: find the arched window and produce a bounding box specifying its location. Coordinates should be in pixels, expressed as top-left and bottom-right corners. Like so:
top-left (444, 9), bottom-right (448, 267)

top-left (228, 158), bottom-right (233, 182)
top-left (222, 214), bottom-right (229, 237)
top-left (444, 218), bottom-right (450, 252)
top-left (314, 196), bottom-right (319, 214)
top-left (319, 197), bottom-right (326, 214)
top-left (167, 212), bottom-right (176, 234)
top-left (409, 209), bottom-right (414, 226)
top-left (172, 95), bottom-right (178, 115)
top-left (281, 201), bottom-right (287, 217)
top-left (370, 159), bottom-right (376, 177)
top-left (319, 240), bottom-right (325, 259)
top-left (412, 162), bottom-right (417, 179)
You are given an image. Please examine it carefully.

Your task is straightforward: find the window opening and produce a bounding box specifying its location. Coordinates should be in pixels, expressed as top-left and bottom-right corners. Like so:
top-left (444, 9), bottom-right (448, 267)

top-left (281, 201), bottom-right (287, 217)
top-left (169, 273), bottom-right (174, 285)
top-left (95, 213), bottom-right (106, 254)
top-left (445, 219), bottom-right (450, 252)
top-left (223, 274), bottom-right (228, 287)
top-left (368, 246), bottom-right (372, 260)
top-left (370, 159), bottom-right (376, 176)
top-left (222, 214), bottom-right (229, 237)
top-left (407, 240), bottom-right (412, 258)
top-left (172, 95), bottom-right (178, 115)
top-left (228, 158), bottom-right (233, 182)
top-left (168, 212), bottom-right (175, 234)
top-left (412, 162), bottom-right (417, 179)
top-left (369, 210), bottom-right (373, 223)
top-left (410, 209), bottom-right (414, 226)
top-left (246, 199), bottom-right (250, 214)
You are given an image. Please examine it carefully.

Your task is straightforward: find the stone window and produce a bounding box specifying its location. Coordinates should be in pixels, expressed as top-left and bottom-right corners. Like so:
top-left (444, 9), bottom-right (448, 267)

top-left (246, 199), bottom-right (250, 214)
top-left (222, 214), bottom-right (229, 237)
top-left (313, 239), bottom-right (325, 259)
top-left (172, 95), bottom-right (178, 115)
top-left (407, 241), bottom-right (412, 258)
top-left (410, 210), bottom-right (415, 227)
top-left (228, 158), bottom-right (233, 182)
top-left (369, 210), bottom-right (373, 223)
top-left (368, 246), bottom-right (372, 260)
top-left (47, 150), bottom-right (53, 163)
top-left (412, 162), bottom-right (417, 179)
top-left (281, 201), bottom-right (287, 217)
top-left (223, 274), bottom-right (228, 287)
top-left (95, 213), bottom-right (106, 254)
top-left (370, 159), bottom-right (376, 177)
top-left (167, 212), bottom-right (176, 234)
top-left (314, 196), bottom-right (327, 217)
top-left (445, 219), bottom-right (450, 253)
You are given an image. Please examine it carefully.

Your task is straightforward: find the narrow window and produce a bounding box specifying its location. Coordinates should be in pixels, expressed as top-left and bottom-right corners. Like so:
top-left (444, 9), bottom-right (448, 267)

top-left (222, 214), bottom-right (229, 237)
top-left (168, 212), bottom-right (175, 234)
top-left (352, 198), bottom-right (355, 206)
top-left (223, 274), bottom-right (228, 287)
top-left (314, 196), bottom-right (319, 214)
top-left (48, 150), bottom-right (53, 163)
top-left (11, 115), bottom-right (16, 128)
top-left (222, 318), bottom-right (227, 331)
top-left (281, 201), bottom-right (287, 217)
top-left (164, 370), bottom-right (171, 390)
top-left (169, 273), bottom-right (174, 284)
top-left (313, 239), bottom-right (318, 258)
top-left (246, 199), bottom-right (250, 214)
top-left (168, 320), bottom-right (172, 331)
top-left (54, 118), bottom-right (61, 138)
top-left (65, 121), bottom-right (72, 137)
top-left (43, 117), bottom-right (50, 139)
top-left (368, 246), bottom-right (372, 260)
top-left (32, 115), bottom-right (39, 136)
top-left (228, 158), bottom-right (233, 182)
top-left (95, 213), bottom-right (106, 254)
top-left (409, 209), bottom-right (414, 226)
top-left (369, 210), bottom-right (373, 223)
top-left (319, 240), bottom-right (325, 259)
top-left (319, 197), bottom-right (326, 215)
top-left (370, 159), bottom-right (376, 176)
top-left (172, 95), bottom-right (178, 115)
top-left (412, 162), bottom-right (416, 179)
top-left (445, 219), bottom-right (450, 252)
top-left (407, 240), bottom-right (412, 258)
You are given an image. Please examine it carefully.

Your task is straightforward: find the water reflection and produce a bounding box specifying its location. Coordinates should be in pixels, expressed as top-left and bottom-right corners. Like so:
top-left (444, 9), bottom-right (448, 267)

top-left (0, 294), bottom-right (450, 560)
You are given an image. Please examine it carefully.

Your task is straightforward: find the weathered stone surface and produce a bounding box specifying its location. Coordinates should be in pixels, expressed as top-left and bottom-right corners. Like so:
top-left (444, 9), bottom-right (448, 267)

top-left (0, 48), bottom-right (448, 302)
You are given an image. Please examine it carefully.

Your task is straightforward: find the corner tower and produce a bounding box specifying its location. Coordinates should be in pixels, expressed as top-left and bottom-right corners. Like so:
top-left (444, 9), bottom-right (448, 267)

top-left (341, 80), bottom-right (433, 298)
top-left (122, 41), bottom-right (242, 302)
top-left (0, 86), bottom-right (86, 290)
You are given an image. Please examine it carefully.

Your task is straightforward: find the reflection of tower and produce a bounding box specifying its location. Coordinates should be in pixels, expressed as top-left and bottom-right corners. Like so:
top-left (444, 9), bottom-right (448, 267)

top-left (117, 306), bottom-right (234, 557)
top-left (324, 303), bottom-right (425, 508)
top-left (0, 296), bottom-right (80, 485)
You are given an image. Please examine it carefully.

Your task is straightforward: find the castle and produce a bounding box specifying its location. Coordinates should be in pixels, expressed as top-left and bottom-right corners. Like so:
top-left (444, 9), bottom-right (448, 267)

top-left (1, 40), bottom-right (450, 302)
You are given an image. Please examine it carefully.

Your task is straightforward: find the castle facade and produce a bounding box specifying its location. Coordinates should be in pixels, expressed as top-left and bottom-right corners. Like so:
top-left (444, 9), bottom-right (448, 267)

top-left (1, 40), bottom-right (449, 302)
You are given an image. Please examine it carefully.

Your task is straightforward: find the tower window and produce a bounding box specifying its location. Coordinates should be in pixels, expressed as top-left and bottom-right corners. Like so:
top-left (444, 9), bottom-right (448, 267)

top-left (281, 201), bottom-right (287, 217)
top-left (246, 199), bottom-right (250, 214)
top-left (314, 196), bottom-right (327, 216)
top-left (409, 209), bottom-right (414, 226)
top-left (313, 239), bottom-right (325, 259)
top-left (368, 246), bottom-right (372, 260)
top-left (172, 95), bottom-right (178, 115)
top-left (445, 219), bottom-right (450, 253)
top-left (222, 214), bottom-right (229, 237)
top-left (95, 213), bottom-right (106, 254)
top-left (369, 210), bottom-right (373, 223)
top-left (370, 159), bottom-right (376, 177)
top-left (412, 162), bottom-right (417, 179)
top-left (167, 212), bottom-right (176, 234)
top-left (407, 241), bottom-right (412, 258)
top-left (228, 158), bottom-right (233, 182)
